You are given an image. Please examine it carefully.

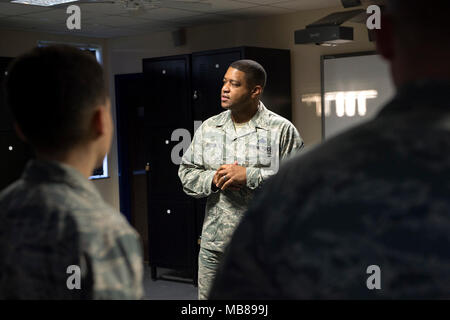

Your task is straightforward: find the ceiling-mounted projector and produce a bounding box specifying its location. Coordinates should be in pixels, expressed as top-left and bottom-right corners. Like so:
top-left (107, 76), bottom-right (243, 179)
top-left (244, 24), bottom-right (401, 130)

top-left (295, 9), bottom-right (365, 46)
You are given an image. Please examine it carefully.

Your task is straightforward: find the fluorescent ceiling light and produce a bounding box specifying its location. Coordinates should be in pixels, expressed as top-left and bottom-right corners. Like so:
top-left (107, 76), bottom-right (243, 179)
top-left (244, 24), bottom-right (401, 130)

top-left (11, 0), bottom-right (78, 7)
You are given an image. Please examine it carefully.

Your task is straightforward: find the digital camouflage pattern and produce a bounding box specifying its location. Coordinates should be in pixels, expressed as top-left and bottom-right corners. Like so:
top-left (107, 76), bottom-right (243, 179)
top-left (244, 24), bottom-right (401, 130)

top-left (179, 102), bottom-right (304, 252)
top-left (178, 101), bottom-right (303, 299)
top-left (198, 247), bottom-right (223, 300)
top-left (0, 159), bottom-right (144, 299)
top-left (209, 80), bottom-right (450, 299)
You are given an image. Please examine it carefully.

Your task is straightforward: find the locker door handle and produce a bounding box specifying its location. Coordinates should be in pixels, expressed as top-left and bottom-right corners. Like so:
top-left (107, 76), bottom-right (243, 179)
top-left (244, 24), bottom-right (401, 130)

top-left (193, 90), bottom-right (199, 100)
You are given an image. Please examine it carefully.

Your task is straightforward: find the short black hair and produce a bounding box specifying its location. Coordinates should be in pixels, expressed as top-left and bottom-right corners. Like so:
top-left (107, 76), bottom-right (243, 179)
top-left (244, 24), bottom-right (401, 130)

top-left (229, 60), bottom-right (267, 89)
top-left (4, 45), bottom-right (107, 152)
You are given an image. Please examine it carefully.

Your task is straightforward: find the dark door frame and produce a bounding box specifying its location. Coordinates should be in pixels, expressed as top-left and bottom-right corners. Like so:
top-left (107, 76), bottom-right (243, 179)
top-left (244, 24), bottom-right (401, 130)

top-left (115, 72), bottom-right (144, 224)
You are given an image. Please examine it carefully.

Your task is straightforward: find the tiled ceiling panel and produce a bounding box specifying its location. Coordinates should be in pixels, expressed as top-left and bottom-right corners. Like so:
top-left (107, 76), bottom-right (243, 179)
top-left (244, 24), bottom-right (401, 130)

top-left (12, 7), bottom-right (83, 24)
top-left (236, 0), bottom-right (292, 4)
top-left (120, 7), bottom-right (204, 21)
top-left (220, 5), bottom-right (291, 18)
top-left (188, 0), bottom-right (254, 13)
top-left (169, 13), bottom-right (231, 29)
top-left (272, 0), bottom-right (341, 10)
top-left (0, 1), bottom-right (52, 14)
top-left (0, 0), bottom-right (342, 38)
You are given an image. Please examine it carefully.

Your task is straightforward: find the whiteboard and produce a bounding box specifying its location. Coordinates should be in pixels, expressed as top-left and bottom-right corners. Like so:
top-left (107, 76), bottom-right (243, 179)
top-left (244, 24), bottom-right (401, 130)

top-left (321, 52), bottom-right (395, 140)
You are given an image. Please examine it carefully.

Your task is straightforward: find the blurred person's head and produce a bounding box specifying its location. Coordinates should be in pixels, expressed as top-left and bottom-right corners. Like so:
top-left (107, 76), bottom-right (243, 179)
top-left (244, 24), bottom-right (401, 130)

top-left (376, 0), bottom-right (450, 86)
top-left (5, 45), bottom-right (112, 172)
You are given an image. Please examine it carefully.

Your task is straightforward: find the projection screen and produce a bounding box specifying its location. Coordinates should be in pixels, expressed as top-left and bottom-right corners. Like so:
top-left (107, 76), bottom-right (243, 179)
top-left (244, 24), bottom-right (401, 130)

top-left (320, 52), bottom-right (395, 140)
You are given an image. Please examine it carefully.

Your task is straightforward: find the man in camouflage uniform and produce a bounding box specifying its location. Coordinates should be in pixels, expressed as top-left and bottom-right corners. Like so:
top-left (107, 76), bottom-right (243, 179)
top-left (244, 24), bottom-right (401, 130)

top-left (0, 46), bottom-right (143, 299)
top-left (178, 60), bottom-right (303, 299)
top-left (209, 0), bottom-right (450, 299)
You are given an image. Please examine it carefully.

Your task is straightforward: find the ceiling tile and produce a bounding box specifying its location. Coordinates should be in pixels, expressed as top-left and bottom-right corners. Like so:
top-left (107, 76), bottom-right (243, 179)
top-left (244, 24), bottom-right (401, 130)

top-left (14, 7), bottom-right (85, 24)
top-left (172, 12), bottom-right (231, 25)
top-left (72, 9), bottom-right (111, 21)
top-left (234, 0), bottom-right (288, 5)
top-left (178, 0), bottom-right (256, 13)
top-left (220, 5), bottom-right (291, 18)
top-left (116, 19), bottom-right (171, 31)
top-left (103, 25), bottom-right (173, 38)
top-left (122, 6), bottom-right (204, 21)
top-left (0, 1), bottom-right (53, 16)
top-left (91, 14), bottom-right (150, 27)
top-left (121, 25), bottom-right (173, 36)
top-left (78, 2), bottom-right (131, 15)
top-left (272, 0), bottom-right (341, 11)
top-left (0, 15), bottom-right (52, 32)
top-left (0, 0), bottom-right (343, 39)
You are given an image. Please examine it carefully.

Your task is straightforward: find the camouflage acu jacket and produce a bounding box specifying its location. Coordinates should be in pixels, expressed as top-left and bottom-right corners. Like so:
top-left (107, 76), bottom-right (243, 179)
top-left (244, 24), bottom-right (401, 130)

top-left (178, 102), bottom-right (304, 252)
top-left (0, 159), bottom-right (144, 299)
top-left (210, 80), bottom-right (450, 299)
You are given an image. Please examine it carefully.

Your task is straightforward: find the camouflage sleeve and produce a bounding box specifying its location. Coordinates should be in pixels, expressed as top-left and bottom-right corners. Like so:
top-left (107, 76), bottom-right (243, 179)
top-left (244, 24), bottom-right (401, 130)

top-left (246, 123), bottom-right (304, 190)
top-left (178, 124), bottom-right (217, 199)
top-left (86, 222), bottom-right (144, 300)
top-left (280, 122), bottom-right (304, 160)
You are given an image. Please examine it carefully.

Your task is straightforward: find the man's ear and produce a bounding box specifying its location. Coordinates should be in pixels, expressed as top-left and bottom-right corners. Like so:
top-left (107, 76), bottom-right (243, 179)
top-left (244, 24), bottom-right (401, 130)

top-left (251, 85), bottom-right (263, 99)
top-left (92, 107), bottom-right (106, 137)
top-left (375, 14), bottom-right (395, 61)
top-left (14, 123), bottom-right (27, 142)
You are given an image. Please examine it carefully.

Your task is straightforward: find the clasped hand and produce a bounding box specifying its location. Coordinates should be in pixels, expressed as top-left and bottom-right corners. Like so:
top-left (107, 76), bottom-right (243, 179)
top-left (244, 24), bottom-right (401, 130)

top-left (213, 161), bottom-right (246, 191)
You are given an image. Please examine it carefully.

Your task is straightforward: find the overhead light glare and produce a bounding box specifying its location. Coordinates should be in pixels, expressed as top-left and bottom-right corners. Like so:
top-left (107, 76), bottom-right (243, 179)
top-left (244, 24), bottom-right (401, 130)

top-left (11, 0), bottom-right (78, 7)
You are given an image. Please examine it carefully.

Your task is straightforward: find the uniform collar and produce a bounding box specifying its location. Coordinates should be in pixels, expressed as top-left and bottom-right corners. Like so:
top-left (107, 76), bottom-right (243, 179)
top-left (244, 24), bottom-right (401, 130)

top-left (214, 101), bottom-right (270, 130)
top-left (21, 159), bottom-right (104, 202)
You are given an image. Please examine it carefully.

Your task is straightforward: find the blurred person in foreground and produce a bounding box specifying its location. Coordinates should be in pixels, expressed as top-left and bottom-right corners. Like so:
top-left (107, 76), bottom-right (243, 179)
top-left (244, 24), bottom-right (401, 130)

top-left (210, 0), bottom-right (450, 299)
top-left (0, 45), bottom-right (143, 299)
